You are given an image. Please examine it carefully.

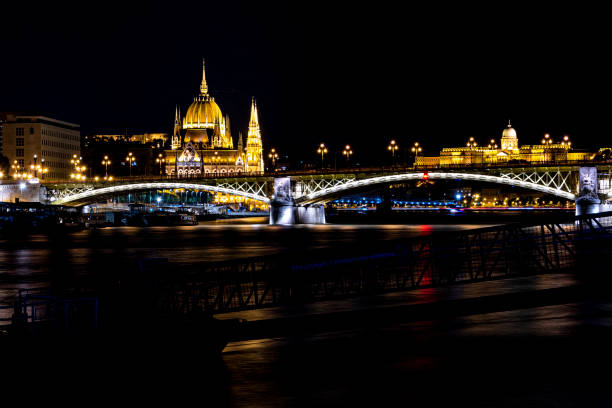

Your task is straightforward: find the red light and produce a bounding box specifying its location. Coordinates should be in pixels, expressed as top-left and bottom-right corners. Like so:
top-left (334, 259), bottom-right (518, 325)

top-left (423, 172), bottom-right (429, 181)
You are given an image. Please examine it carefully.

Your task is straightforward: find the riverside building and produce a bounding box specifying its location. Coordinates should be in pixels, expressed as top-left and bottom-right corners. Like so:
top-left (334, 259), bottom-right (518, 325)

top-left (1, 114), bottom-right (80, 179)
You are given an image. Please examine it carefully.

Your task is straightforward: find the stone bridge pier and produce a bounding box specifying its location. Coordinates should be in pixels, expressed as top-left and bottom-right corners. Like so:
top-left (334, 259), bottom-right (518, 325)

top-left (269, 177), bottom-right (325, 225)
top-left (576, 166), bottom-right (612, 215)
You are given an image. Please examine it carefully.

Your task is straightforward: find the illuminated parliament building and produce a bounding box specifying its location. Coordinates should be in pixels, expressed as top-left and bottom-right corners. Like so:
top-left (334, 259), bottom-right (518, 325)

top-left (164, 61), bottom-right (264, 176)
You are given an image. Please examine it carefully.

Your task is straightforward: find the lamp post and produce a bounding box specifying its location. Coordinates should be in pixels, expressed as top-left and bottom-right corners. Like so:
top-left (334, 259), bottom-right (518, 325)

top-left (126, 152), bottom-right (134, 177)
top-left (466, 137), bottom-right (477, 148)
top-left (268, 148), bottom-right (279, 171)
top-left (317, 143), bottom-right (328, 169)
top-left (33, 154), bottom-right (38, 178)
top-left (487, 139), bottom-right (498, 149)
top-left (101, 155), bottom-right (111, 178)
top-left (387, 140), bottom-right (399, 166)
top-left (11, 160), bottom-right (20, 179)
top-left (156, 153), bottom-right (165, 179)
top-left (561, 135), bottom-right (571, 148)
top-left (70, 154), bottom-right (83, 177)
top-left (541, 134), bottom-right (553, 162)
top-left (342, 145), bottom-right (353, 166)
top-left (411, 142), bottom-right (422, 168)
top-left (40, 158), bottom-right (47, 180)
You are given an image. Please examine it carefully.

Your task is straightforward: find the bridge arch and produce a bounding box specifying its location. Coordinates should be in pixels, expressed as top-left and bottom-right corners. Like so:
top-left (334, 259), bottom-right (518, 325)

top-left (51, 182), bottom-right (270, 205)
top-left (296, 172), bottom-right (576, 204)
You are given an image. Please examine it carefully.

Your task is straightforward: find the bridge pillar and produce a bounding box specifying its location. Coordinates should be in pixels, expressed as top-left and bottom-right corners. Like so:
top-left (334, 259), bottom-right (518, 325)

top-left (269, 177), bottom-right (326, 225)
top-left (576, 167), bottom-right (603, 215)
top-left (0, 182), bottom-right (46, 203)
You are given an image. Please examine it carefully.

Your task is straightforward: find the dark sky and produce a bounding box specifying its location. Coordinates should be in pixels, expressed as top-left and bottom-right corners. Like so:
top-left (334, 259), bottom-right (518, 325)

top-left (1, 2), bottom-right (610, 164)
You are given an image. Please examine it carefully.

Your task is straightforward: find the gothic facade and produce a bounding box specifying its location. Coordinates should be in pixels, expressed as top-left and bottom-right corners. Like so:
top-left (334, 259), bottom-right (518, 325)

top-left (165, 60), bottom-right (264, 177)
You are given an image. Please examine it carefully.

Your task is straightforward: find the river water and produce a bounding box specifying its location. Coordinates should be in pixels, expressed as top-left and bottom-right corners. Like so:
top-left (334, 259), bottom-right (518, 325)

top-left (0, 217), bottom-right (492, 305)
top-left (3, 216), bottom-right (611, 406)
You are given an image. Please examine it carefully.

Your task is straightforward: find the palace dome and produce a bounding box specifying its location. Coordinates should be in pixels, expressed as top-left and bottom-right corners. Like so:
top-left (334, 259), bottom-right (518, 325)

top-left (183, 59), bottom-right (223, 130)
top-left (183, 96), bottom-right (222, 129)
top-left (502, 123), bottom-right (517, 139)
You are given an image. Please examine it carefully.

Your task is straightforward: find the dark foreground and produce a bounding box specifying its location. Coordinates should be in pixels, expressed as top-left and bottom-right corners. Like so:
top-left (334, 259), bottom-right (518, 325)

top-left (4, 273), bottom-right (612, 407)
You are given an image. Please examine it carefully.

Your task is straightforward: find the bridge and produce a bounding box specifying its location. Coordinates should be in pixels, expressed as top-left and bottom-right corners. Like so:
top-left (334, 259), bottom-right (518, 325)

top-left (1, 163), bottom-right (611, 223)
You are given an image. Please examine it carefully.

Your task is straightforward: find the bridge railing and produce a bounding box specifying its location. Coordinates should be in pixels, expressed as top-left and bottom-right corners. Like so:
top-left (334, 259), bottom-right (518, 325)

top-left (30, 159), bottom-right (612, 185)
top-left (130, 211), bottom-right (612, 315)
top-left (38, 172), bottom-right (269, 185)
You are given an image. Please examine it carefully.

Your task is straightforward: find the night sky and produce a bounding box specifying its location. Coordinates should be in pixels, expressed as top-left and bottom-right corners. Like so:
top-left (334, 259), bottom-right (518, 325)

top-left (1, 2), bottom-right (610, 164)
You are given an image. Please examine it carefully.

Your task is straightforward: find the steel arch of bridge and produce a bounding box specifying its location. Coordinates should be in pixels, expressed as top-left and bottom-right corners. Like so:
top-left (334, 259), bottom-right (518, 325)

top-left (51, 182), bottom-right (270, 205)
top-left (296, 172), bottom-right (577, 204)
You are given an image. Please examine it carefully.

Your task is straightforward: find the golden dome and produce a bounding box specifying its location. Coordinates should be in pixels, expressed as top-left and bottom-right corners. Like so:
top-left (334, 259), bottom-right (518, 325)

top-left (183, 96), bottom-right (222, 129)
top-left (183, 59), bottom-right (223, 129)
top-left (502, 121), bottom-right (517, 139)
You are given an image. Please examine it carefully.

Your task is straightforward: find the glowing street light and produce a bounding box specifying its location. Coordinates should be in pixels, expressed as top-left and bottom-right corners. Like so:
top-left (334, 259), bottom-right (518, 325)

top-left (101, 155), bottom-right (111, 177)
top-left (11, 160), bottom-right (21, 179)
top-left (411, 142), bottom-right (422, 167)
top-left (487, 139), bottom-right (498, 149)
top-left (126, 152), bottom-right (135, 176)
top-left (156, 153), bottom-right (165, 178)
top-left (541, 133), bottom-right (553, 145)
top-left (41, 158), bottom-right (47, 180)
top-left (317, 143), bottom-right (328, 168)
top-left (466, 137), bottom-right (478, 148)
top-left (342, 145), bottom-right (353, 165)
top-left (387, 140), bottom-right (399, 165)
top-left (561, 135), bottom-right (571, 148)
top-left (32, 154), bottom-right (38, 178)
top-left (268, 148), bottom-right (279, 169)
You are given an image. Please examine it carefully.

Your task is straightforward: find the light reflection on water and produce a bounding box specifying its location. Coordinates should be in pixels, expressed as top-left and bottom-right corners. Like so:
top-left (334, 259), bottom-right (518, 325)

top-left (0, 221), bottom-right (491, 304)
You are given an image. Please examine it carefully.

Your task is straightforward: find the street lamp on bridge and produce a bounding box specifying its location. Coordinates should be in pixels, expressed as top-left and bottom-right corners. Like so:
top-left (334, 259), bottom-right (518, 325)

top-left (126, 152), bottom-right (135, 176)
top-left (101, 155), bottom-right (111, 178)
top-left (388, 140), bottom-right (399, 165)
top-left (317, 143), bottom-right (328, 168)
top-left (411, 142), bottom-right (422, 167)
top-left (466, 137), bottom-right (477, 148)
top-left (156, 153), bottom-right (166, 178)
top-left (342, 145), bottom-right (353, 166)
top-left (268, 148), bottom-right (279, 170)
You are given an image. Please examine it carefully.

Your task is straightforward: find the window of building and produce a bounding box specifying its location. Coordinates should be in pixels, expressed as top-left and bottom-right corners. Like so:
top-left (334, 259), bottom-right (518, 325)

top-left (30, 127), bottom-right (34, 135)
top-left (16, 148), bottom-right (24, 157)
top-left (16, 127), bottom-right (24, 136)
top-left (16, 138), bottom-right (24, 146)
top-left (18, 159), bottom-right (24, 167)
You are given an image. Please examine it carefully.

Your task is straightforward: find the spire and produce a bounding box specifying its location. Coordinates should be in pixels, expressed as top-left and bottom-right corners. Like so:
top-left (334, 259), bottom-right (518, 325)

top-left (238, 132), bottom-right (244, 150)
top-left (200, 58), bottom-right (208, 95)
top-left (249, 97), bottom-right (259, 127)
top-left (174, 105), bottom-right (180, 126)
top-left (508, 119), bottom-right (512, 128)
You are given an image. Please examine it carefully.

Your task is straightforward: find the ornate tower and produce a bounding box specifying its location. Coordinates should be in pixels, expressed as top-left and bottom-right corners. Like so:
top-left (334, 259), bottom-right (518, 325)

top-left (246, 97), bottom-right (263, 172)
top-left (171, 105), bottom-right (182, 150)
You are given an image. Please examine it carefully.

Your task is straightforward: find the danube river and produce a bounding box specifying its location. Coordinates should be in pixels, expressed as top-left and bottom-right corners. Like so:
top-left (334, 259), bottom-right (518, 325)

top-left (0, 217), bottom-right (494, 305)
top-left (4, 213), bottom-right (611, 406)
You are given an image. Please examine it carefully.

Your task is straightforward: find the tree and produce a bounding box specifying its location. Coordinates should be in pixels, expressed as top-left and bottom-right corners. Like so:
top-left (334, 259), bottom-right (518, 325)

top-left (0, 153), bottom-right (9, 176)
